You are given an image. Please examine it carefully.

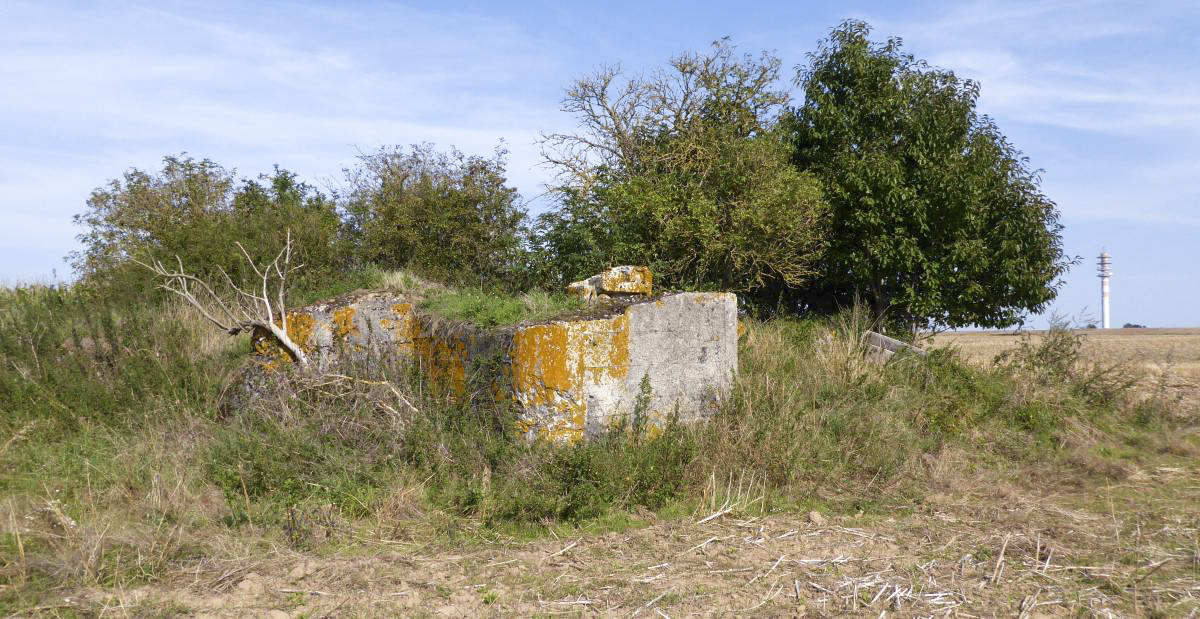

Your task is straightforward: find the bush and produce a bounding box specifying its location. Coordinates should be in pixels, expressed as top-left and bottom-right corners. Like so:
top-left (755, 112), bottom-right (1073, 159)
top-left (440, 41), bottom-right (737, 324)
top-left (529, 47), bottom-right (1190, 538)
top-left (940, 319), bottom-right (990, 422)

top-left (71, 156), bottom-right (345, 304)
top-left (342, 143), bottom-right (530, 289)
top-left (997, 323), bottom-right (1139, 410)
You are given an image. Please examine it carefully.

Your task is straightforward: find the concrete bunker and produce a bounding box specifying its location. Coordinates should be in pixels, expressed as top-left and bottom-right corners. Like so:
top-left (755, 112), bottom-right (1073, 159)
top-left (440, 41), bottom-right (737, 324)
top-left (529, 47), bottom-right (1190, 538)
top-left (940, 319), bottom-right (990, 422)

top-left (251, 267), bottom-right (738, 442)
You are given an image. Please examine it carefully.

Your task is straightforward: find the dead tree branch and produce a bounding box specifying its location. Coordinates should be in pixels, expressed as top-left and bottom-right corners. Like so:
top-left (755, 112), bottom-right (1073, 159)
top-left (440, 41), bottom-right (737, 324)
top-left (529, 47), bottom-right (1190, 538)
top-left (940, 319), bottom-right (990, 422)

top-left (136, 230), bottom-right (310, 368)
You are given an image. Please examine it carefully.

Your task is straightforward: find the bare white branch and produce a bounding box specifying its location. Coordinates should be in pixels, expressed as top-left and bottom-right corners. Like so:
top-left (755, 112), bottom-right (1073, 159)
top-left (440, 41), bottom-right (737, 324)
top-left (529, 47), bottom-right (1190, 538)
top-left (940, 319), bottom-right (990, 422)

top-left (136, 231), bottom-right (310, 368)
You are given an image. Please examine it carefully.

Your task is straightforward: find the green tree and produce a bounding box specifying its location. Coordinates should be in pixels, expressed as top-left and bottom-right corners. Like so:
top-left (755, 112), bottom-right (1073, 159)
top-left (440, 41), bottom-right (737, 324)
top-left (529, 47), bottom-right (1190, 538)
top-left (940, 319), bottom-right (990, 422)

top-left (537, 40), bottom-right (828, 297)
top-left (72, 155), bottom-right (235, 296)
top-left (342, 143), bottom-right (528, 287)
top-left (71, 155), bottom-right (342, 299)
top-left (528, 189), bottom-right (620, 289)
top-left (786, 21), bottom-right (1071, 331)
top-left (231, 168), bottom-right (344, 293)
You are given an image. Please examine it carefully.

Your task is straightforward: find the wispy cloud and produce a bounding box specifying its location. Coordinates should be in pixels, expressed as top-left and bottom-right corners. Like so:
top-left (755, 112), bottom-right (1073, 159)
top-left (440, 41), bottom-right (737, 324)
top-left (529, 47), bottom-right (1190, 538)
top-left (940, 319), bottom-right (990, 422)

top-left (3, 0), bottom-right (1198, 301)
top-left (0, 0), bottom-right (576, 277)
top-left (866, 0), bottom-right (1200, 228)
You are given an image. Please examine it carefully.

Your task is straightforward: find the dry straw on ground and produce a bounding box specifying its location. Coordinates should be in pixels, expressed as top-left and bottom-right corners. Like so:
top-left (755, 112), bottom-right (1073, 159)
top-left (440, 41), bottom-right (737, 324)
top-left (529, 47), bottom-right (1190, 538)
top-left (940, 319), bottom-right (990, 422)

top-left (42, 456), bottom-right (1200, 616)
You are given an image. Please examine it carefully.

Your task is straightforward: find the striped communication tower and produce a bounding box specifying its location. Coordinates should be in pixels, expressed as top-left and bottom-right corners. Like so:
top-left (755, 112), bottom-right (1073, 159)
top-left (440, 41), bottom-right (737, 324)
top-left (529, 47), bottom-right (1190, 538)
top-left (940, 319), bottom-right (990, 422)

top-left (1097, 251), bottom-right (1112, 329)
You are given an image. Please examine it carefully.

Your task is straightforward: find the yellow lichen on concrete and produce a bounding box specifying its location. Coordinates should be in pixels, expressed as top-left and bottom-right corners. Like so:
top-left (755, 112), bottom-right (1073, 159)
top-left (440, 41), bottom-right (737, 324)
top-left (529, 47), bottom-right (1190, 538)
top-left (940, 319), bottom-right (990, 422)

top-left (332, 307), bottom-right (359, 341)
top-left (244, 290), bottom-right (735, 443)
top-left (252, 329), bottom-right (274, 357)
top-left (284, 312), bottom-right (316, 351)
top-left (510, 322), bottom-right (584, 442)
top-left (576, 314), bottom-right (630, 385)
top-left (600, 266), bottom-right (652, 296)
top-left (509, 308), bottom-right (634, 443)
top-left (606, 313), bottom-right (630, 381)
top-left (511, 323), bottom-right (575, 402)
top-left (515, 418), bottom-right (536, 437)
top-left (568, 266), bottom-right (653, 300)
top-left (378, 303), bottom-right (419, 356)
top-left (391, 303), bottom-right (414, 316)
top-left (413, 331), bottom-right (469, 395)
top-left (565, 281), bottom-right (590, 299)
top-left (251, 312), bottom-right (317, 368)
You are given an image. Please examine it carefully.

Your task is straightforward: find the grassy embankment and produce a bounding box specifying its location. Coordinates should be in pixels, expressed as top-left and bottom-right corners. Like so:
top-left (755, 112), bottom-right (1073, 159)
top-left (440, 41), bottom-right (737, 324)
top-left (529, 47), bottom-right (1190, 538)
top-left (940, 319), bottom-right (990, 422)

top-left (0, 276), bottom-right (1193, 614)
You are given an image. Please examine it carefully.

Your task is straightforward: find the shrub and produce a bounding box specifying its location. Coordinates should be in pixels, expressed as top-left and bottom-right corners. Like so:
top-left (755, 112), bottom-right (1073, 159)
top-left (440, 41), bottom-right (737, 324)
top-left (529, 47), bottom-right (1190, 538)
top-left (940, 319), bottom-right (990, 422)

top-left (71, 156), bottom-right (344, 303)
top-left (342, 143), bottom-right (529, 289)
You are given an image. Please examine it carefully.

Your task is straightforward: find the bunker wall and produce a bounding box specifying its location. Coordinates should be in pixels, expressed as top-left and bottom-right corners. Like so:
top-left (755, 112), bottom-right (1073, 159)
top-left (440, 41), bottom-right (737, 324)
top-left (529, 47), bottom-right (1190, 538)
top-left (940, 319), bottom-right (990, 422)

top-left (252, 291), bottom-right (737, 442)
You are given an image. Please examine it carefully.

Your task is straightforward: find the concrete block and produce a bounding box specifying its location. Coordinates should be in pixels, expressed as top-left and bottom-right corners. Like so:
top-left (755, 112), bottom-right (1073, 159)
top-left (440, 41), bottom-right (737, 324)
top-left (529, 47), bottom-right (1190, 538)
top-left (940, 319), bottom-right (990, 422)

top-left (861, 330), bottom-right (927, 363)
top-left (250, 287), bottom-right (737, 444)
top-left (567, 266), bottom-right (653, 301)
top-left (509, 292), bottom-right (736, 442)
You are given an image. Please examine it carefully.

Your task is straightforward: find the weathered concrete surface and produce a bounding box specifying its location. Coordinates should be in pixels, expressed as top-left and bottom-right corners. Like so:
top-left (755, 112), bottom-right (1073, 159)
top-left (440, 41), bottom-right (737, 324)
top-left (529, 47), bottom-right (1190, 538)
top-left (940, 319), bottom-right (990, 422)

top-left (567, 266), bottom-right (653, 301)
top-left (251, 288), bottom-right (737, 443)
top-left (510, 292), bottom-right (737, 442)
top-left (862, 330), bottom-right (927, 363)
top-left (251, 292), bottom-right (421, 371)
top-left (251, 292), bottom-right (504, 395)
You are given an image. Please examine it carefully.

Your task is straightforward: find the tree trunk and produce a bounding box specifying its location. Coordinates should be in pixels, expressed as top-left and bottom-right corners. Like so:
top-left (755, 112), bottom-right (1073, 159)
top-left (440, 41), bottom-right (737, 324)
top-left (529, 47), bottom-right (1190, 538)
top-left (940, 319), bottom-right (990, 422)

top-left (869, 281), bottom-right (887, 334)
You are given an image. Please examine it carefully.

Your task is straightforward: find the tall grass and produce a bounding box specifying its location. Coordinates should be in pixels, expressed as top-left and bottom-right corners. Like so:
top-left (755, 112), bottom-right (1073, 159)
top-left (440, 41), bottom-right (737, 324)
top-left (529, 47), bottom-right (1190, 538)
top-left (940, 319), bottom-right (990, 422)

top-left (0, 282), bottom-right (1171, 611)
top-left (0, 285), bottom-right (237, 435)
top-left (0, 284), bottom-right (243, 608)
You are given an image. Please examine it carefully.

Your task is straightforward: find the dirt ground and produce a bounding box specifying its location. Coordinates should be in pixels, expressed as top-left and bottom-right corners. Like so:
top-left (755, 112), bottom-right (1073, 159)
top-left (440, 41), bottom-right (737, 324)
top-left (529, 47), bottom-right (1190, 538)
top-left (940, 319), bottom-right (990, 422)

top-left (47, 329), bottom-right (1200, 618)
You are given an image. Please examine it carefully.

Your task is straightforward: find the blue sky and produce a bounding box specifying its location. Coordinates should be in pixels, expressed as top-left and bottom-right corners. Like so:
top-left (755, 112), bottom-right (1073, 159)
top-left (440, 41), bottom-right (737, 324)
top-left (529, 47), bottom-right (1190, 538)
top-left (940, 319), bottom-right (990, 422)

top-left (2, 0), bottom-right (1197, 327)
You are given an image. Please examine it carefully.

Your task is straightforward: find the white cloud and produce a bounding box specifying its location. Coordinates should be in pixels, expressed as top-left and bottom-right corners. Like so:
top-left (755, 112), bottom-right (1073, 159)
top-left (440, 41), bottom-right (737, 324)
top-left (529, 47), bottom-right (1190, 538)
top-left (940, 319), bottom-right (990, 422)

top-left (865, 0), bottom-right (1200, 230)
top-left (3, 0), bottom-right (1198, 295)
top-left (0, 0), bottom-right (578, 280)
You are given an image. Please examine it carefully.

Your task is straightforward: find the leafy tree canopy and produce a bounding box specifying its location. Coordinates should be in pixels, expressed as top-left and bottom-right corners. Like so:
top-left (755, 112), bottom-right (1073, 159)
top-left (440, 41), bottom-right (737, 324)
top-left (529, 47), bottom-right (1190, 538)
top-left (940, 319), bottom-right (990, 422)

top-left (536, 40), bottom-right (829, 296)
top-left (786, 21), bottom-right (1071, 330)
top-left (342, 143), bottom-right (528, 288)
top-left (71, 23), bottom-right (1072, 331)
top-left (72, 155), bottom-right (341, 299)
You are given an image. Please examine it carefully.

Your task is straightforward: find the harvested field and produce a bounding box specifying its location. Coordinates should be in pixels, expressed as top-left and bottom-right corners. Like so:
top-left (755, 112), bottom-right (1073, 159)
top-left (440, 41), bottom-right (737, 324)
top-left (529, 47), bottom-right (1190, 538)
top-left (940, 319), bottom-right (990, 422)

top-left (935, 327), bottom-right (1200, 406)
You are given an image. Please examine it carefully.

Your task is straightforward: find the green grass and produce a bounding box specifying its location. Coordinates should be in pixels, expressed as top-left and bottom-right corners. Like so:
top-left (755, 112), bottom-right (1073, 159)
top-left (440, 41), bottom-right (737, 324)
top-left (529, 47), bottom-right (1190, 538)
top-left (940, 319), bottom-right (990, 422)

top-left (291, 263), bottom-right (387, 306)
top-left (0, 278), bottom-right (1179, 612)
top-left (419, 288), bottom-right (583, 327)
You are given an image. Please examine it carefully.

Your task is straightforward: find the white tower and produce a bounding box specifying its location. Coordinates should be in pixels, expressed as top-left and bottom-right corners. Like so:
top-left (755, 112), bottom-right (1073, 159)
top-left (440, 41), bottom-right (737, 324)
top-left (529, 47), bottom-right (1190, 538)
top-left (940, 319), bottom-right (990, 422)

top-left (1097, 251), bottom-right (1112, 329)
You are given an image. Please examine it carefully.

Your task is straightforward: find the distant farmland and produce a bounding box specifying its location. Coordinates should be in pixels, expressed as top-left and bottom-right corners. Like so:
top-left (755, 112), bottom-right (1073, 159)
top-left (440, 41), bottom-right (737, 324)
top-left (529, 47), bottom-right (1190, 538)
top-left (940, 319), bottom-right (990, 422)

top-left (935, 327), bottom-right (1200, 403)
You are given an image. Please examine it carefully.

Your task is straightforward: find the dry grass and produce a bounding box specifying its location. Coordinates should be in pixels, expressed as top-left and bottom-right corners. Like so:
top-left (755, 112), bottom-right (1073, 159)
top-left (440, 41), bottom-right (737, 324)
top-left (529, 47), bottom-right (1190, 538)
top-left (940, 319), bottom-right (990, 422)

top-left (376, 268), bottom-right (445, 298)
top-left (39, 443), bottom-right (1199, 617)
top-left (162, 299), bottom-right (245, 359)
top-left (936, 327), bottom-right (1200, 411)
top-left (6, 298), bottom-right (1199, 617)
top-left (935, 327), bottom-right (1200, 368)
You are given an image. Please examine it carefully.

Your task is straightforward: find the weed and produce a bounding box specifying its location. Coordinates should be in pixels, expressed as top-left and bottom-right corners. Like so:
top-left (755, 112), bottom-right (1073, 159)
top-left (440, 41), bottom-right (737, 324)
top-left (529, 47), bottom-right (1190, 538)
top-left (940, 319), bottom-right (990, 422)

top-left (0, 279), bottom-right (1183, 611)
top-left (378, 268), bottom-right (445, 297)
top-left (292, 264), bottom-right (386, 306)
top-left (419, 288), bottom-right (582, 326)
